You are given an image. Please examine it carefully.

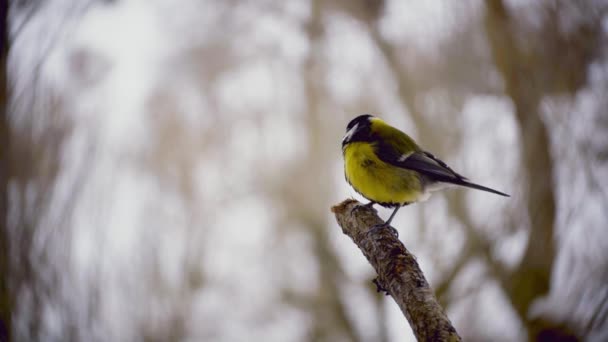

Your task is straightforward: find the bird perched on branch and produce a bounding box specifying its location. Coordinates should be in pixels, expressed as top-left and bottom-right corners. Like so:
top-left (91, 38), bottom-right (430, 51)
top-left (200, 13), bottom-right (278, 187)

top-left (342, 114), bottom-right (509, 228)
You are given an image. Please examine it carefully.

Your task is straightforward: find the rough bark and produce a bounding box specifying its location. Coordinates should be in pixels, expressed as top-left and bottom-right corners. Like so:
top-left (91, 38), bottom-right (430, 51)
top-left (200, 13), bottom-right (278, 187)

top-left (331, 199), bottom-right (461, 342)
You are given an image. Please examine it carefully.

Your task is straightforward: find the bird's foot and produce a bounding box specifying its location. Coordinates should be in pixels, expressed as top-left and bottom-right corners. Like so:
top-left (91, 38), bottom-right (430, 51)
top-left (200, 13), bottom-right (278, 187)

top-left (367, 223), bottom-right (399, 238)
top-left (372, 278), bottom-right (390, 295)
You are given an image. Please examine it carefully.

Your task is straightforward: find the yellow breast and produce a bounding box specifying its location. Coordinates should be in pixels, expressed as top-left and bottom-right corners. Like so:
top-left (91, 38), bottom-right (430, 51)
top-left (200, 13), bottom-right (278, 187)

top-left (343, 142), bottom-right (422, 205)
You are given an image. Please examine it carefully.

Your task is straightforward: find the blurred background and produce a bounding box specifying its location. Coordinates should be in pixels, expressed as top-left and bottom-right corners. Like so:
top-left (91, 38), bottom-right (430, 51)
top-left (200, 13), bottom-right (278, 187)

top-left (1, 0), bottom-right (608, 341)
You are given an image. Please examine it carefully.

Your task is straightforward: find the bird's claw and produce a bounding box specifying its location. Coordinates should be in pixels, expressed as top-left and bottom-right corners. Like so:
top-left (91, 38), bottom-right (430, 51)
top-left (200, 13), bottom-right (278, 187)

top-left (373, 278), bottom-right (390, 295)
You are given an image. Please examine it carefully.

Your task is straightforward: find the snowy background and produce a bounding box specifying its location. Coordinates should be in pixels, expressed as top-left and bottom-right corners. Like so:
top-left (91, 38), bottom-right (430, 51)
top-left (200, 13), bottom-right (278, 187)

top-left (4, 0), bottom-right (608, 341)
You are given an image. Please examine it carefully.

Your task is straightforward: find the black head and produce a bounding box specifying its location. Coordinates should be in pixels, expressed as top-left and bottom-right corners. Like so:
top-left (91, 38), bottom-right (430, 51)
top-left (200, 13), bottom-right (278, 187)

top-left (342, 114), bottom-right (374, 147)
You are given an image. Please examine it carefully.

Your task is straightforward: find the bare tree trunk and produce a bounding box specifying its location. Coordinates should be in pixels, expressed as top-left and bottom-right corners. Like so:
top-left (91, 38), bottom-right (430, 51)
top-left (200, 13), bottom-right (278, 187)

top-left (483, 1), bottom-right (583, 339)
top-left (332, 199), bottom-right (461, 342)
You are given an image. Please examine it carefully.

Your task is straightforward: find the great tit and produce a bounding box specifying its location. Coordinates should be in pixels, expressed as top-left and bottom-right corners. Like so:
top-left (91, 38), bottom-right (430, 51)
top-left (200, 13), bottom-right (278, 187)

top-left (342, 114), bottom-right (509, 227)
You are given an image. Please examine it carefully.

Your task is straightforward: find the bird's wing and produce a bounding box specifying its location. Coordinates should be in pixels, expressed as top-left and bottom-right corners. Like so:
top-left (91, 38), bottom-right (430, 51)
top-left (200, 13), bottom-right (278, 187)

top-left (370, 120), bottom-right (466, 182)
top-left (399, 151), bottom-right (467, 181)
top-left (375, 142), bottom-right (466, 183)
top-left (376, 144), bottom-right (511, 196)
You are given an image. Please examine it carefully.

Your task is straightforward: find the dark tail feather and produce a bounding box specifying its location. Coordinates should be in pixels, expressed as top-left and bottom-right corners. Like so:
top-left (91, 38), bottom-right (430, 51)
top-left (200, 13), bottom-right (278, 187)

top-left (451, 179), bottom-right (510, 197)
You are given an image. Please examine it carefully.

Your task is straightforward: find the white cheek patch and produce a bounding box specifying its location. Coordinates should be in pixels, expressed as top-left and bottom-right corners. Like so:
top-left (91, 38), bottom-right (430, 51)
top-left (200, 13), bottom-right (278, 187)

top-left (342, 123), bottom-right (359, 144)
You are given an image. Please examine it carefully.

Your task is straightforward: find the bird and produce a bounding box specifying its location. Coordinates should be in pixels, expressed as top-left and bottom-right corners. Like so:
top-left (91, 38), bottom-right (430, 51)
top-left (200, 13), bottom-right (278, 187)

top-left (342, 114), bottom-right (509, 229)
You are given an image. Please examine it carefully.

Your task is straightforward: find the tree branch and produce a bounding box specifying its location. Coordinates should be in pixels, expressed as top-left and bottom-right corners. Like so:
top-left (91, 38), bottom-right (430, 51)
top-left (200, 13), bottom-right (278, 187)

top-left (434, 237), bottom-right (475, 308)
top-left (331, 199), bottom-right (461, 342)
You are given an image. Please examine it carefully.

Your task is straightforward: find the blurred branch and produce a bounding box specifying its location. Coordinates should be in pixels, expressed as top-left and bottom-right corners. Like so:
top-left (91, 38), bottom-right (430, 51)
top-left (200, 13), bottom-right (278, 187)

top-left (328, 0), bottom-right (424, 130)
top-left (447, 191), bottom-right (512, 289)
top-left (286, 1), bottom-right (361, 341)
top-left (310, 219), bottom-right (361, 342)
top-left (372, 286), bottom-right (390, 342)
top-left (363, 7), bottom-right (449, 153)
top-left (583, 285), bottom-right (608, 339)
top-left (0, 0), bottom-right (10, 339)
top-left (434, 237), bottom-right (475, 308)
top-left (331, 199), bottom-right (461, 342)
top-left (485, 0), bottom-right (556, 310)
top-left (368, 25), bottom-right (427, 133)
top-left (483, 1), bottom-right (586, 339)
top-left (11, 1), bottom-right (95, 112)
